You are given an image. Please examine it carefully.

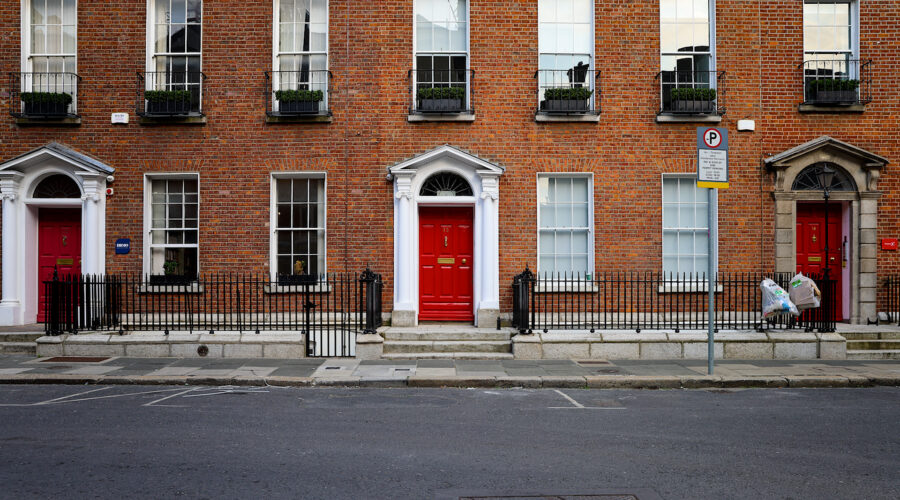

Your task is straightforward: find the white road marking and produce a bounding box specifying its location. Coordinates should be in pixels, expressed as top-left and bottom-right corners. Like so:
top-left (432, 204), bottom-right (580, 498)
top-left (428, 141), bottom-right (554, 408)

top-left (34, 387), bottom-right (112, 405)
top-left (553, 389), bottom-right (584, 408)
top-left (143, 388), bottom-right (198, 407)
top-left (39, 388), bottom-right (189, 405)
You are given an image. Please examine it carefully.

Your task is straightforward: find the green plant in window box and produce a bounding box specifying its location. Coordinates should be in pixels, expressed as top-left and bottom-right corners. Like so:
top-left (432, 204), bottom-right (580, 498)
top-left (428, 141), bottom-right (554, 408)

top-left (275, 89), bottom-right (324, 114)
top-left (417, 86), bottom-right (466, 113)
top-left (150, 258), bottom-right (193, 286)
top-left (668, 87), bottom-right (717, 113)
top-left (144, 89), bottom-right (193, 115)
top-left (807, 78), bottom-right (859, 104)
top-left (541, 87), bottom-right (593, 113)
top-left (20, 92), bottom-right (73, 116)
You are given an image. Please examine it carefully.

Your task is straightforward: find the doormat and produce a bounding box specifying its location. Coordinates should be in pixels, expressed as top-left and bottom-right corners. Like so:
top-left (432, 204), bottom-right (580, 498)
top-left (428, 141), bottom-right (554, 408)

top-left (41, 356), bottom-right (109, 363)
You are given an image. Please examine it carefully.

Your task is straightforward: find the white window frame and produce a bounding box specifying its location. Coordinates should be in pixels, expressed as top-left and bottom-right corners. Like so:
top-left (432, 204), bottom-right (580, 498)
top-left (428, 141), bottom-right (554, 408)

top-left (143, 173), bottom-right (200, 279)
top-left (661, 174), bottom-right (718, 280)
top-left (145, 0), bottom-right (203, 109)
top-left (802, 0), bottom-right (859, 78)
top-left (20, 0), bottom-right (78, 107)
top-left (412, 0), bottom-right (471, 110)
top-left (659, 0), bottom-right (717, 87)
top-left (269, 172), bottom-right (327, 281)
top-left (271, 0), bottom-right (330, 111)
top-left (537, 0), bottom-right (596, 110)
top-left (536, 173), bottom-right (594, 280)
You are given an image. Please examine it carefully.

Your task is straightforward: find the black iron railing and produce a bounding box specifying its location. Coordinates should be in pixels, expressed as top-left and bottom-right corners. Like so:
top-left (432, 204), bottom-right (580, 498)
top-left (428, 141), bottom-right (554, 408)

top-left (512, 269), bottom-right (836, 334)
top-left (44, 269), bottom-right (384, 357)
top-left (9, 72), bottom-right (80, 118)
top-left (656, 70), bottom-right (725, 115)
top-left (801, 58), bottom-right (871, 105)
top-left (534, 69), bottom-right (601, 115)
top-left (880, 275), bottom-right (900, 325)
top-left (265, 70), bottom-right (331, 117)
top-left (409, 68), bottom-right (474, 114)
top-left (137, 71), bottom-right (206, 116)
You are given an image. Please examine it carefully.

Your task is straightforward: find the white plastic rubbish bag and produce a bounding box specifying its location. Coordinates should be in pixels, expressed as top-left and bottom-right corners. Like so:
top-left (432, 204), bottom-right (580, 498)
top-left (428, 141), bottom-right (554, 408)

top-left (788, 273), bottom-right (821, 311)
top-left (760, 278), bottom-right (800, 318)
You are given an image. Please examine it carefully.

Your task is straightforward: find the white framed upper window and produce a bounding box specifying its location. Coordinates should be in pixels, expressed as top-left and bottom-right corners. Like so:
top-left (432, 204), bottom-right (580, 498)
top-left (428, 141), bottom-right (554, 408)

top-left (21, 0), bottom-right (78, 107)
top-left (272, 0), bottom-right (329, 112)
top-left (413, 0), bottom-right (469, 111)
top-left (271, 174), bottom-right (327, 278)
top-left (146, 0), bottom-right (202, 107)
top-left (144, 174), bottom-right (200, 280)
top-left (803, 1), bottom-right (859, 80)
top-left (537, 174), bottom-right (593, 277)
top-left (659, 0), bottom-right (716, 113)
top-left (537, 0), bottom-right (594, 107)
top-left (662, 175), bottom-right (716, 276)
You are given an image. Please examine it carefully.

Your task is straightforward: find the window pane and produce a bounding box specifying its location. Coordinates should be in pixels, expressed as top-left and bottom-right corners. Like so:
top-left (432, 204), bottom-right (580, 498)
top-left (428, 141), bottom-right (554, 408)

top-left (310, 0), bottom-right (326, 24)
top-left (678, 231), bottom-right (693, 254)
top-left (310, 23), bottom-right (327, 52)
top-left (277, 204), bottom-right (291, 228)
top-left (556, 204), bottom-right (573, 226)
top-left (172, 0), bottom-right (186, 24)
top-left (539, 204), bottom-right (553, 228)
top-left (47, 0), bottom-right (61, 24)
top-left (280, 0), bottom-right (295, 23)
top-left (47, 25), bottom-right (61, 54)
top-left (187, 0), bottom-right (201, 23)
top-left (186, 24), bottom-right (201, 53)
top-left (277, 179), bottom-right (291, 202)
top-left (416, 23), bottom-right (432, 51)
top-left (539, 231), bottom-right (554, 253)
top-left (572, 205), bottom-right (588, 227)
top-left (280, 23), bottom-right (295, 52)
top-left (663, 231), bottom-right (677, 253)
top-left (32, 26), bottom-right (45, 54)
top-left (63, 0), bottom-right (76, 25)
top-left (32, 0), bottom-right (45, 24)
top-left (571, 230), bottom-right (588, 253)
top-left (662, 204), bottom-right (677, 227)
top-left (450, 22), bottom-right (466, 51)
top-left (556, 231), bottom-right (572, 254)
top-left (679, 206), bottom-right (694, 227)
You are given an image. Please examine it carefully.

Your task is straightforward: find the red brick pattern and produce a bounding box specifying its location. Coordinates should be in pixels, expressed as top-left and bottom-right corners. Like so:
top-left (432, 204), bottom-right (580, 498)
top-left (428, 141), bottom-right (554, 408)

top-left (1, 0), bottom-right (898, 313)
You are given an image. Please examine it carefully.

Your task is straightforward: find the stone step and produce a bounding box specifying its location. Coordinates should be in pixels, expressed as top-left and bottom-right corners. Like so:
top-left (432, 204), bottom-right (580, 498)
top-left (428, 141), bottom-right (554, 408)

top-left (846, 339), bottom-right (900, 350)
top-left (0, 332), bottom-right (45, 343)
top-left (0, 342), bottom-right (37, 355)
top-left (841, 332), bottom-right (900, 341)
top-left (382, 352), bottom-right (514, 360)
top-left (383, 340), bottom-right (511, 354)
top-left (847, 350), bottom-right (900, 360)
top-left (383, 327), bottom-right (512, 341)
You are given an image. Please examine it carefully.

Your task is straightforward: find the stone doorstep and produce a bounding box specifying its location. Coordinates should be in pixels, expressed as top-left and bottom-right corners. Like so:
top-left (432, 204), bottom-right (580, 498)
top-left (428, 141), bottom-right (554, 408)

top-left (35, 333), bottom-right (308, 359)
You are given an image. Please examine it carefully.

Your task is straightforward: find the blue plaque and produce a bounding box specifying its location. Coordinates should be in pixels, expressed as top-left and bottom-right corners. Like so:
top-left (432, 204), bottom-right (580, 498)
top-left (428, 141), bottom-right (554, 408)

top-left (115, 238), bottom-right (131, 255)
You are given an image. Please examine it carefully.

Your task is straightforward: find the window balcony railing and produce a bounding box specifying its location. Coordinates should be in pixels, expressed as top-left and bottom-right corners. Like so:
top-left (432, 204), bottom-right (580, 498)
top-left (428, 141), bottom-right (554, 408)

top-left (656, 70), bottom-right (725, 116)
top-left (8, 72), bottom-right (81, 119)
top-left (265, 70), bottom-right (331, 117)
top-left (409, 68), bottom-right (474, 114)
top-left (800, 58), bottom-right (871, 106)
top-left (137, 71), bottom-right (206, 116)
top-left (534, 69), bottom-right (601, 115)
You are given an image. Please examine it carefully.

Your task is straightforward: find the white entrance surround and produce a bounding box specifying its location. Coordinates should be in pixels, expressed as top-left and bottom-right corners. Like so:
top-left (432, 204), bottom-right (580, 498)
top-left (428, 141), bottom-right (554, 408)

top-left (765, 136), bottom-right (888, 324)
top-left (389, 145), bottom-right (503, 327)
top-left (0, 143), bottom-right (112, 326)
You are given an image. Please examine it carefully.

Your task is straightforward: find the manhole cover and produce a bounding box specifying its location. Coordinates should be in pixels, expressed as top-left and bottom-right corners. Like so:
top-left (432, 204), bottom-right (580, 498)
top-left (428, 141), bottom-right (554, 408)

top-left (41, 356), bottom-right (109, 363)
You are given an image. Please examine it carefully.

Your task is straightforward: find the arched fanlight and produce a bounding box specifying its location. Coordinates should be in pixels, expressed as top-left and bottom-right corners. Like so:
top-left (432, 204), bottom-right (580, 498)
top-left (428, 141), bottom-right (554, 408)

top-left (792, 163), bottom-right (856, 192)
top-left (32, 174), bottom-right (82, 198)
top-left (419, 172), bottom-right (473, 197)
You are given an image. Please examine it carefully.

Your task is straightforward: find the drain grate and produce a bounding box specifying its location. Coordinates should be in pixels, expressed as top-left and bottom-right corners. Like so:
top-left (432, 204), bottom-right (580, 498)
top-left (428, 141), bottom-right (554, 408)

top-left (41, 356), bottom-right (109, 363)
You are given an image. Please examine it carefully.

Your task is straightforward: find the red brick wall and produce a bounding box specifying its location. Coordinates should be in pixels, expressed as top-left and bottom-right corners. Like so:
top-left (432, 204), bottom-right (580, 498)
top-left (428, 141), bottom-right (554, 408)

top-left (1, 0), bottom-right (898, 313)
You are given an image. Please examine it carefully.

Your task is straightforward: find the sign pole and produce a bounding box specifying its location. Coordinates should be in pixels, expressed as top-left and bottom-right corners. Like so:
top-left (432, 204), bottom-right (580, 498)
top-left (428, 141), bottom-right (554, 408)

top-left (696, 126), bottom-right (728, 376)
top-left (707, 188), bottom-right (715, 375)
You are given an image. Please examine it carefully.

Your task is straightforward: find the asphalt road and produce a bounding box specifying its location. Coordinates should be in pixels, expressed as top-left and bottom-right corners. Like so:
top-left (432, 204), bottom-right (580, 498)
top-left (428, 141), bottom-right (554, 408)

top-left (0, 385), bottom-right (897, 500)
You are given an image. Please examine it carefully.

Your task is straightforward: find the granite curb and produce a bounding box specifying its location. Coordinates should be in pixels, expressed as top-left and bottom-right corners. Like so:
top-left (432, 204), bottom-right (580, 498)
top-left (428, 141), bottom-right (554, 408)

top-left (0, 374), bottom-right (896, 389)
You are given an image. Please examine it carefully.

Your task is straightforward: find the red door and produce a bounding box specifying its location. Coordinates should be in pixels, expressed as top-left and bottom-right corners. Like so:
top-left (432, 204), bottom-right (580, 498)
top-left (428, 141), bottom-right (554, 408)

top-left (38, 208), bottom-right (81, 322)
top-left (796, 203), bottom-right (842, 320)
top-left (419, 206), bottom-right (474, 322)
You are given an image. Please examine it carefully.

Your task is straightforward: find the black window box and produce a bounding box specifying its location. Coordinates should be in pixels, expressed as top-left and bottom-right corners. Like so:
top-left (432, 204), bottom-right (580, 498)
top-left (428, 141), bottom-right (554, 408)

top-left (278, 100), bottom-right (321, 114)
top-left (540, 99), bottom-right (589, 113)
top-left (148, 274), bottom-right (196, 286)
top-left (418, 98), bottom-right (463, 113)
top-left (808, 90), bottom-right (859, 105)
top-left (146, 101), bottom-right (192, 115)
top-left (667, 100), bottom-right (716, 113)
top-left (23, 102), bottom-right (69, 116)
top-left (278, 274), bottom-right (318, 286)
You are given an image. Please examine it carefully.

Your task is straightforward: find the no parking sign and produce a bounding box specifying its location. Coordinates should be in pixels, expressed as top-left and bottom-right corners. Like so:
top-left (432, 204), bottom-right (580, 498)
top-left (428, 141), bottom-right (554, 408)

top-left (697, 127), bottom-right (728, 189)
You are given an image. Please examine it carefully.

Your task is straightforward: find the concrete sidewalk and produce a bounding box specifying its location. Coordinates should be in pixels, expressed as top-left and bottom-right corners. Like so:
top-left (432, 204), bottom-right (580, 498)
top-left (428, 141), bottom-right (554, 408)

top-left (0, 355), bottom-right (898, 389)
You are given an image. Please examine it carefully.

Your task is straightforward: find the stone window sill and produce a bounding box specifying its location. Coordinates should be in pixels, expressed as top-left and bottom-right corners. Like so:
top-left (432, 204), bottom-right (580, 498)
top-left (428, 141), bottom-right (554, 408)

top-left (657, 283), bottom-right (724, 293)
top-left (15, 116), bottom-right (81, 127)
top-left (656, 114), bottom-right (723, 124)
top-left (535, 113), bottom-right (600, 123)
top-left (139, 283), bottom-right (205, 294)
top-left (139, 114), bottom-right (207, 126)
top-left (263, 283), bottom-right (332, 294)
top-left (798, 103), bottom-right (865, 113)
top-left (265, 113), bottom-right (333, 124)
top-left (536, 281), bottom-right (599, 293)
top-left (408, 113), bottom-right (475, 122)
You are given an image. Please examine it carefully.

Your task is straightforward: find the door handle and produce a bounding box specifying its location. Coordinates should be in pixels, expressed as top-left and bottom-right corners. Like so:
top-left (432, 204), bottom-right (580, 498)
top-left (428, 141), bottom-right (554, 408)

top-left (462, 258), bottom-right (467, 264)
top-left (444, 236), bottom-right (448, 247)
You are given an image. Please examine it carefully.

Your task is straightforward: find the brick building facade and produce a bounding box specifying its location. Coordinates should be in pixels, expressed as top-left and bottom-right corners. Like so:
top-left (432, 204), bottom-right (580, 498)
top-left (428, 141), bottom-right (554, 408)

top-left (0, 0), bottom-right (897, 328)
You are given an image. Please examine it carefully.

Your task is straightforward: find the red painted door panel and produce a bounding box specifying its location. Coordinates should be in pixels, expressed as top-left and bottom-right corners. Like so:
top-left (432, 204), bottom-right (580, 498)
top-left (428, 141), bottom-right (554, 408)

top-left (38, 208), bottom-right (81, 322)
top-left (796, 203), bottom-right (842, 320)
top-left (419, 206), bottom-right (474, 321)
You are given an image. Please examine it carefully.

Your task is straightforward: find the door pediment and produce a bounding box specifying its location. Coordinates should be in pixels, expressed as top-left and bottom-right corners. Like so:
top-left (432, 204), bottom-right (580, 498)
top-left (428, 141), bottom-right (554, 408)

top-left (765, 136), bottom-right (888, 192)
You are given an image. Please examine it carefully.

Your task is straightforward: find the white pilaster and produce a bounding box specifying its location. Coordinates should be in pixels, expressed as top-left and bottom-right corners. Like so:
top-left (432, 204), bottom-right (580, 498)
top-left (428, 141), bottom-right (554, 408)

top-left (76, 173), bottom-right (105, 276)
top-left (0, 172), bottom-right (24, 325)
top-left (393, 172), bottom-right (417, 326)
top-left (479, 174), bottom-right (500, 313)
